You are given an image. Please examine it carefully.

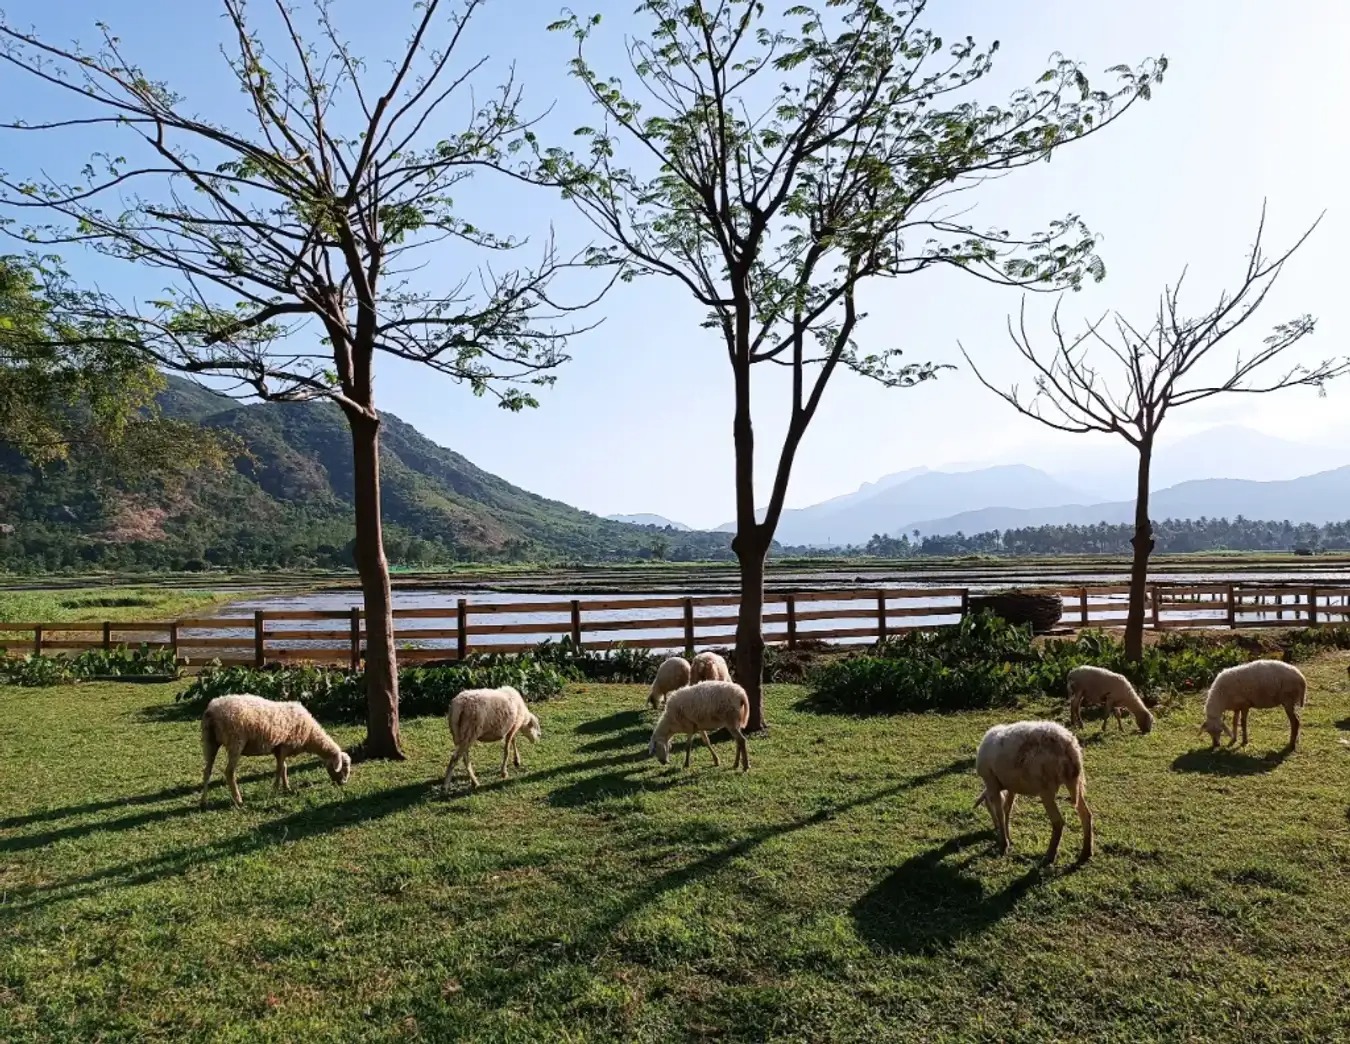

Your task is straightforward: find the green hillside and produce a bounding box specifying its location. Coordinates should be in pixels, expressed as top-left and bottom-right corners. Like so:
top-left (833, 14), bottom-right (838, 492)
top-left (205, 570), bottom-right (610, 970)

top-left (0, 376), bottom-right (733, 572)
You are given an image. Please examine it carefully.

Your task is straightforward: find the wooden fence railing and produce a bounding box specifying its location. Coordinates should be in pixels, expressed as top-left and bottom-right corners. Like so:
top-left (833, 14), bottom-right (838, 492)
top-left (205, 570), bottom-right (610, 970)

top-left (4, 582), bottom-right (1350, 668)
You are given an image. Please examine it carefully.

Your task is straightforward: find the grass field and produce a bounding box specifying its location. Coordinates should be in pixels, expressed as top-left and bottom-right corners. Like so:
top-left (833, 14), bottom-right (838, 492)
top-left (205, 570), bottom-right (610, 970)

top-left (4, 664), bottom-right (1350, 1042)
top-left (0, 587), bottom-right (230, 628)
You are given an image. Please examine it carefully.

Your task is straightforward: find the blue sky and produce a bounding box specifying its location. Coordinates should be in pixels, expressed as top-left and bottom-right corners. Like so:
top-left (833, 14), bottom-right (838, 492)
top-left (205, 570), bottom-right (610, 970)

top-left (2, 0), bottom-right (1347, 529)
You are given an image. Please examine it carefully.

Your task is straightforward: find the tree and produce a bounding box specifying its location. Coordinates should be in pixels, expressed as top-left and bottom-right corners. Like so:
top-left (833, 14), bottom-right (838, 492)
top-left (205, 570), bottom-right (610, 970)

top-left (0, 0), bottom-right (605, 758)
top-left (1, 255), bottom-right (226, 476)
top-left (964, 205), bottom-right (1349, 660)
top-left (544, 0), bottom-right (1166, 728)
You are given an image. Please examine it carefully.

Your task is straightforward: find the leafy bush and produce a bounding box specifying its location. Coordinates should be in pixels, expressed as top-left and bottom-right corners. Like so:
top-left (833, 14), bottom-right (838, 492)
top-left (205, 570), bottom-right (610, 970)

top-left (806, 613), bottom-right (1264, 716)
top-left (529, 638), bottom-right (663, 683)
top-left (176, 653), bottom-right (568, 723)
top-left (0, 643), bottom-right (181, 687)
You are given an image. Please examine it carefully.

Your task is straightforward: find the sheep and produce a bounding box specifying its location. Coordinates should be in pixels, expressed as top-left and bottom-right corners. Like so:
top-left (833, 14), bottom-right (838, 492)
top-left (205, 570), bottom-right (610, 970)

top-left (1200, 659), bottom-right (1307, 751)
top-left (1066, 664), bottom-right (1154, 735)
top-left (973, 720), bottom-right (1093, 864)
top-left (690, 650), bottom-right (732, 684)
top-left (199, 693), bottom-right (351, 809)
top-left (648, 655), bottom-right (692, 710)
top-left (442, 685), bottom-right (541, 790)
top-left (649, 680), bottom-right (750, 771)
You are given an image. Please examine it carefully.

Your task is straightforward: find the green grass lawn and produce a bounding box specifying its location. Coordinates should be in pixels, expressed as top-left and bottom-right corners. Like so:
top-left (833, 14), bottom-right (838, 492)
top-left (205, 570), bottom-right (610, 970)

top-left (4, 662), bottom-right (1350, 1042)
top-left (0, 587), bottom-right (230, 628)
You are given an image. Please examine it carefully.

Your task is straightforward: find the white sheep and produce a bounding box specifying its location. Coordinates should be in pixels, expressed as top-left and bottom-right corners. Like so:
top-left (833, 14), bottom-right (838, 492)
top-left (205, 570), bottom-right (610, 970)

top-left (199, 693), bottom-right (352, 809)
top-left (1066, 664), bottom-right (1154, 734)
top-left (649, 680), bottom-right (750, 771)
top-left (690, 650), bottom-right (732, 684)
top-left (442, 685), bottom-right (541, 790)
top-left (1200, 659), bottom-right (1307, 751)
top-left (648, 655), bottom-right (692, 710)
top-left (973, 720), bottom-right (1093, 864)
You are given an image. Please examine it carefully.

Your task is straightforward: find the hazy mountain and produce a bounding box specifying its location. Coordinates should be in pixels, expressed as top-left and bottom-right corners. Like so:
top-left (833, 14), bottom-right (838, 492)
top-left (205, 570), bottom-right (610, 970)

top-left (901, 466), bottom-right (1350, 536)
top-left (604, 513), bottom-right (691, 531)
top-left (712, 464), bottom-right (1090, 545)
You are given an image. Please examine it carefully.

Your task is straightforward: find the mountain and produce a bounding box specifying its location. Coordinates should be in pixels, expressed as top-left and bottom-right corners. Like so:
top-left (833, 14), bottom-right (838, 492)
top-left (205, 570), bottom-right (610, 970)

top-left (716, 465), bottom-right (1091, 546)
top-left (605, 513), bottom-right (691, 531)
top-left (0, 376), bottom-right (734, 571)
top-left (901, 466), bottom-right (1350, 536)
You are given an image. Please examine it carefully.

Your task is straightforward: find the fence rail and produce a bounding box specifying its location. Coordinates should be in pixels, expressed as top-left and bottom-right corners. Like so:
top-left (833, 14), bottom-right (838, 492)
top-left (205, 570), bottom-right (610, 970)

top-left (4, 581), bottom-right (1350, 669)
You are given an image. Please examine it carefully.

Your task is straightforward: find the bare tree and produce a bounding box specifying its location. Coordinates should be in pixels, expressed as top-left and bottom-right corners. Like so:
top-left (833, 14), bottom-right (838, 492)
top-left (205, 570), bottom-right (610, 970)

top-left (964, 205), bottom-right (1348, 660)
top-left (542, 0), bottom-right (1166, 728)
top-left (0, 0), bottom-right (608, 758)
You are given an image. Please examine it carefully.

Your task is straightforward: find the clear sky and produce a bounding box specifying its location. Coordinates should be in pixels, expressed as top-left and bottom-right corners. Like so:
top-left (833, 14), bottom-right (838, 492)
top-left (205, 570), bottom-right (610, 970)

top-left (2, 0), bottom-right (1347, 529)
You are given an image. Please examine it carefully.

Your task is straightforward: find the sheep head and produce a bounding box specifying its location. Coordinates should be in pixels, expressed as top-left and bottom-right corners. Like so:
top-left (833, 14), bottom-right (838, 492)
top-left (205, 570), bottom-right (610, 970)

top-left (1199, 717), bottom-right (1230, 749)
top-left (523, 713), bottom-right (542, 743)
top-left (649, 733), bottom-right (671, 765)
top-left (328, 751), bottom-right (352, 785)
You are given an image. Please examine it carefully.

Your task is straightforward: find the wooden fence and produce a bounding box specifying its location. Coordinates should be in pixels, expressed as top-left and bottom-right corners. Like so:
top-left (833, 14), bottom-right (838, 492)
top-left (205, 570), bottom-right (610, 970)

top-left (4, 582), bottom-right (1350, 668)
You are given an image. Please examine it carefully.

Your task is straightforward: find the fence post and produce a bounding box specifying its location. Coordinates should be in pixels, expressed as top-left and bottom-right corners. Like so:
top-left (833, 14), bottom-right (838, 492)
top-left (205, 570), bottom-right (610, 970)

top-left (1149, 584), bottom-right (1160, 631)
top-left (169, 622), bottom-right (179, 662)
top-left (456, 599), bottom-right (468, 661)
top-left (786, 594), bottom-right (797, 651)
top-left (349, 607), bottom-right (361, 672)
top-left (1276, 594), bottom-right (1283, 621)
top-left (570, 600), bottom-right (583, 649)
top-left (1078, 588), bottom-right (1088, 627)
top-left (33, 625), bottom-right (42, 657)
top-left (253, 610), bottom-right (265, 668)
top-left (959, 588), bottom-right (970, 619)
top-left (683, 597), bottom-right (695, 658)
top-left (1309, 587), bottom-right (1319, 627)
top-left (102, 621), bottom-right (112, 651)
top-left (877, 592), bottom-right (888, 643)
top-left (1227, 584), bottom-right (1236, 629)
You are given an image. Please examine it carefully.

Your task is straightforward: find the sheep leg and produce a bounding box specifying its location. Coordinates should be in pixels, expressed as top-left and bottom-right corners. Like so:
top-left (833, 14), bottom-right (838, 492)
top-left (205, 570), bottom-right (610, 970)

top-left (1114, 708), bottom-right (1125, 732)
top-left (512, 735), bottom-right (523, 768)
top-left (1002, 791), bottom-right (1017, 850)
top-left (983, 788), bottom-right (1009, 854)
top-left (1240, 708), bottom-right (1250, 747)
top-left (1225, 711), bottom-right (1240, 747)
top-left (500, 728), bottom-right (519, 779)
top-left (684, 732), bottom-right (695, 768)
top-left (225, 749), bottom-right (244, 808)
top-left (464, 748), bottom-right (480, 788)
top-left (1074, 787), bottom-right (1094, 863)
top-left (273, 753), bottom-right (291, 793)
top-left (442, 745), bottom-right (465, 791)
top-left (199, 737), bottom-right (220, 809)
top-left (1040, 793), bottom-right (1066, 863)
top-left (1285, 705), bottom-right (1301, 750)
top-left (727, 724), bottom-right (749, 771)
top-left (1069, 693), bottom-right (1083, 728)
top-left (700, 731), bottom-right (721, 766)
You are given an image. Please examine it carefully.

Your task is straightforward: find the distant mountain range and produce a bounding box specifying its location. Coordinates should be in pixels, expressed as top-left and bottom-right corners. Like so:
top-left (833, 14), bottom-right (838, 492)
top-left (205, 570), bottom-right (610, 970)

top-left (0, 376), bottom-right (735, 571)
top-left (604, 514), bottom-right (692, 531)
top-left (690, 425), bottom-right (1350, 546)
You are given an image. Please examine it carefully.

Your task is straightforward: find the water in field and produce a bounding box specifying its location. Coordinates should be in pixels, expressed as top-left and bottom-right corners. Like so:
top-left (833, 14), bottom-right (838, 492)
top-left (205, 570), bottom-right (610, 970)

top-left (187, 566), bottom-right (1350, 659)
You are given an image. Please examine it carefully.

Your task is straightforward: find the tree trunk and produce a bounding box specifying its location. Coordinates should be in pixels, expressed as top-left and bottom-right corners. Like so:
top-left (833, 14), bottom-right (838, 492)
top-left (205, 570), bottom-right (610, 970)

top-left (733, 533), bottom-right (768, 732)
top-left (1124, 441), bottom-right (1155, 661)
top-left (348, 412), bottom-right (404, 760)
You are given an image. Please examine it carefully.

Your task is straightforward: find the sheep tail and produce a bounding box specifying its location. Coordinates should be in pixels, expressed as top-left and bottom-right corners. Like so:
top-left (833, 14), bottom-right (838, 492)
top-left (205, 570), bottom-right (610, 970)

top-left (200, 706), bottom-right (218, 753)
top-left (737, 688), bottom-right (750, 729)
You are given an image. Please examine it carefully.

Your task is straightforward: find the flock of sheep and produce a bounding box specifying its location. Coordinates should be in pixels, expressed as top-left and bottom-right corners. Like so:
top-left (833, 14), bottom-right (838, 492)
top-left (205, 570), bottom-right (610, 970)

top-left (196, 647), bottom-right (1311, 866)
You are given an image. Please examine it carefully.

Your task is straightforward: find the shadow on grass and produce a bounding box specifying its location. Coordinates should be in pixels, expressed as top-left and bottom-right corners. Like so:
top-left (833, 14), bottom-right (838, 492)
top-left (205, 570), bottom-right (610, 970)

top-left (1335, 716), bottom-right (1350, 732)
top-left (574, 726), bottom-right (652, 755)
top-left (0, 763), bottom-right (323, 831)
top-left (546, 761), bottom-right (690, 808)
top-left (852, 832), bottom-right (1043, 955)
top-left (1171, 746), bottom-right (1292, 775)
top-left (0, 779), bottom-right (433, 917)
top-left (135, 701), bottom-right (202, 724)
top-left (573, 709), bottom-right (646, 736)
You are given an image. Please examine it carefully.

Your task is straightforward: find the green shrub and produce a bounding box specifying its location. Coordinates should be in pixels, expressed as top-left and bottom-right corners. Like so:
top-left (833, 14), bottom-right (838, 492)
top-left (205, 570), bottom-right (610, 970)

top-left (176, 653), bottom-right (568, 723)
top-left (529, 638), bottom-right (662, 683)
top-left (0, 643), bottom-right (181, 687)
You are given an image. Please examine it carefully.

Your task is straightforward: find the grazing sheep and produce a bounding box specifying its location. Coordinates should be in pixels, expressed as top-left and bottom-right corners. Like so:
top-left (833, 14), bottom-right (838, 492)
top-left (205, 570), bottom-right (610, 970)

top-left (1200, 659), bottom-right (1307, 751)
top-left (973, 720), bottom-right (1093, 864)
top-left (1066, 664), bottom-right (1154, 734)
top-left (200, 694), bottom-right (351, 809)
top-left (648, 655), bottom-right (692, 710)
top-left (443, 686), bottom-right (541, 790)
top-left (690, 650), bottom-right (732, 684)
top-left (649, 680), bottom-right (750, 771)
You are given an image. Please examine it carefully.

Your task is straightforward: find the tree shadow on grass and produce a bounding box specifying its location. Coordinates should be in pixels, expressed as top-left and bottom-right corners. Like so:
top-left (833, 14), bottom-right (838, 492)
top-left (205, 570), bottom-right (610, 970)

top-left (852, 832), bottom-right (1044, 955)
top-left (135, 701), bottom-right (202, 724)
top-left (0, 763), bottom-right (323, 831)
top-left (1171, 745), bottom-right (1292, 776)
top-left (0, 779), bottom-right (434, 918)
top-left (1335, 716), bottom-right (1350, 732)
top-left (573, 709), bottom-right (647, 736)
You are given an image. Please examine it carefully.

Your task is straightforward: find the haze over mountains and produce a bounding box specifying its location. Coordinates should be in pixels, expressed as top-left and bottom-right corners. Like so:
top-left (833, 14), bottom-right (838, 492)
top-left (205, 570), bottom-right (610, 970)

top-left (631, 425), bottom-right (1350, 547)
